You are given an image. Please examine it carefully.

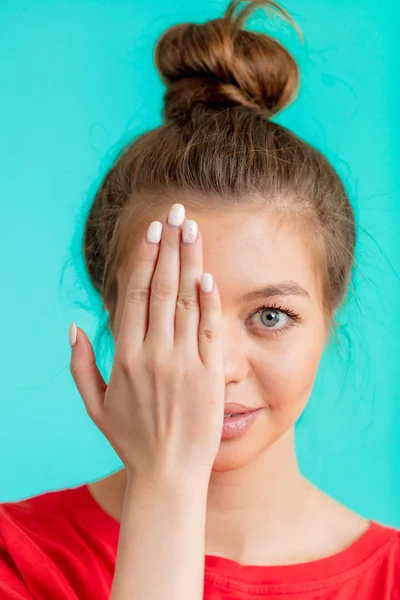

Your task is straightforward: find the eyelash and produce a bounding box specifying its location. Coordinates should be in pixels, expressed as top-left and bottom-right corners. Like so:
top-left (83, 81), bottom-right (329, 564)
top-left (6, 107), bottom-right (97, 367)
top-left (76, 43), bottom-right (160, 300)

top-left (248, 302), bottom-right (301, 336)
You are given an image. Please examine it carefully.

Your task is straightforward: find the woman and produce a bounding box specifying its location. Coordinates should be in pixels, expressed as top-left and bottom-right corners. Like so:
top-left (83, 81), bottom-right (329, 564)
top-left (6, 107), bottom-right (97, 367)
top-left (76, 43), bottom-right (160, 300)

top-left (1, 0), bottom-right (399, 598)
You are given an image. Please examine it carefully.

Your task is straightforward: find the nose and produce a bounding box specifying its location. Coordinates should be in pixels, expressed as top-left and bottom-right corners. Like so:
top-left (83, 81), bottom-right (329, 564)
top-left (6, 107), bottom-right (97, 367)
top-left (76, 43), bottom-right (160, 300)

top-left (221, 319), bottom-right (249, 386)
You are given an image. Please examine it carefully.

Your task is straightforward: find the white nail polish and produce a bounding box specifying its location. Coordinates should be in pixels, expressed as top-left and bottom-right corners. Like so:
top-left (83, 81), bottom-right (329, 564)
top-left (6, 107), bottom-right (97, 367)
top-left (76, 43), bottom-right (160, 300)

top-left (182, 220), bottom-right (198, 244)
top-left (147, 221), bottom-right (162, 244)
top-left (168, 203), bottom-right (185, 226)
top-left (69, 322), bottom-right (77, 346)
top-left (201, 273), bottom-right (213, 293)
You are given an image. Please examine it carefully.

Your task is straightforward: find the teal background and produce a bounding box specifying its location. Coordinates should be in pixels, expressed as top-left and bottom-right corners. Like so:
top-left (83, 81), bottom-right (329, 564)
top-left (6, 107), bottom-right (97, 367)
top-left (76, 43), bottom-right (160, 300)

top-left (1, 0), bottom-right (399, 528)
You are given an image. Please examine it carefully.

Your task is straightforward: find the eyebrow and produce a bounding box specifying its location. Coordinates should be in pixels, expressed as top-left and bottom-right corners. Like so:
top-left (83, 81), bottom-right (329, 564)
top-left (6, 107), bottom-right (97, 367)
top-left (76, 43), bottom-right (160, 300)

top-left (239, 281), bottom-right (311, 302)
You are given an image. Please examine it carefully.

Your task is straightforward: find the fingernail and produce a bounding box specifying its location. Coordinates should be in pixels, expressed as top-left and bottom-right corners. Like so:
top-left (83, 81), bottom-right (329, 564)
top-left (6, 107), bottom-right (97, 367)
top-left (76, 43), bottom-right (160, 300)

top-left (146, 221), bottom-right (163, 244)
top-left (182, 220), bottom-right (198, 244)
top-left (201, 273), bottom-right (213, 293)
top-left (168, 203), bottom-right (185, 226)
top-left (69, 322), bottom-right (77, 346)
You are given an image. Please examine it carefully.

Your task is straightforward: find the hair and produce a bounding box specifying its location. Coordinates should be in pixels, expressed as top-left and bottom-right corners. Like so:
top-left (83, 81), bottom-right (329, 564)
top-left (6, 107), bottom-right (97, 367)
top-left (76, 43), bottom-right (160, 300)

top-left (83, 0), bottom-right (356, 353)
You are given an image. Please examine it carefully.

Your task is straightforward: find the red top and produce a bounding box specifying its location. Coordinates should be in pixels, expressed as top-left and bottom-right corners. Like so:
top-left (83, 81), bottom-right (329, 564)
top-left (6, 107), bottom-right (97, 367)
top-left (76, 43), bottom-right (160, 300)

top-left (0, 483), bottom-right (399, 599)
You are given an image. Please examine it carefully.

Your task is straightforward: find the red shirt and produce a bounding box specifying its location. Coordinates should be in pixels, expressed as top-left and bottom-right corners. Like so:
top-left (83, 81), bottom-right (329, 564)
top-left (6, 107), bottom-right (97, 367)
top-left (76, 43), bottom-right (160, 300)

top-left (0, 483), bottom-right (399, 599)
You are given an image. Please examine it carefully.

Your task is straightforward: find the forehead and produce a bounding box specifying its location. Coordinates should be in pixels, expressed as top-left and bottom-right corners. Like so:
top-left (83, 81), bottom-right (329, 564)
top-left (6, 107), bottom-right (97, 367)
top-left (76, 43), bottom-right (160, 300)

top-left (188, 208), bottom-right (321, 303)
top-left (120, 207), bottom-right (322, 304)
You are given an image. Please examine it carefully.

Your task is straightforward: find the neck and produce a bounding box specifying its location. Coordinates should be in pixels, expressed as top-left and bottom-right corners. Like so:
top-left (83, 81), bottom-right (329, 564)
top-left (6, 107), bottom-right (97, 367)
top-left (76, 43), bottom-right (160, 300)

top-left (208, 427), bottom-right (301, 512)
top-left (95, 427), bottom-right (318, 563)
top-left (204, 427), bottom-right (312, 560)
top-left (90, 428), bottom-right (367, 566)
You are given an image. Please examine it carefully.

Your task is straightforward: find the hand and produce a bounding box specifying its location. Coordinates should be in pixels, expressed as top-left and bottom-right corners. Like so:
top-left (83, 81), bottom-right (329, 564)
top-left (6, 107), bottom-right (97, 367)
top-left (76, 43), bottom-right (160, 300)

top-left (69, 203), bottom-right (225, 483)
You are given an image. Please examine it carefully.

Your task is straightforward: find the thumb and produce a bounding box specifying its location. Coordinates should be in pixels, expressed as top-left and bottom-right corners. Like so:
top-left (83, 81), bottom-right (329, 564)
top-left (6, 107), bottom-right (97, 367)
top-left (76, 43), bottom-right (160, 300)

top-left (69, 322), bottom-right (107, 428)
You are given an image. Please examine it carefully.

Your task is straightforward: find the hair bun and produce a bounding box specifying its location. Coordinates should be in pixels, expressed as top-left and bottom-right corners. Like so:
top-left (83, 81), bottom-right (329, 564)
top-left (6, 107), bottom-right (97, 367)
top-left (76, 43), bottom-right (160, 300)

top-left (154, 0), bottom-right (302, 121)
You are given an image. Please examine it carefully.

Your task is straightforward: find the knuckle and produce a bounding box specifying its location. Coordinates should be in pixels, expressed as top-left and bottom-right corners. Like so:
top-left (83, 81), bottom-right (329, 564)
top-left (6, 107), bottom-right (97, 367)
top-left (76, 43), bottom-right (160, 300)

top-left (126, 285), bottom-right (149, 305)
top-left (69, 360), bottom-right (81, 380)
top-left (199, 326), bottom-right (219, 344)
top-left (151, 278), bottom-right (176, 300)
top-left (115, 349), bottom-right (137, 374)
top-left (146, 351), bottom-right (167, 373)
top-left (176, 291), bottom-right (198, 312)
top-left (85, 401), bottom-right (101, 423)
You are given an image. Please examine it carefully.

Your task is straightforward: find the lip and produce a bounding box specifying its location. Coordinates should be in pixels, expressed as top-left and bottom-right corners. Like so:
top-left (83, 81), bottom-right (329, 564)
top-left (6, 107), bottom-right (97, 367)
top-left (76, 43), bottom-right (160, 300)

top-left (221, 408), bottom-right (263, 439)
top-left (224, 403), bottom-right (261, 416)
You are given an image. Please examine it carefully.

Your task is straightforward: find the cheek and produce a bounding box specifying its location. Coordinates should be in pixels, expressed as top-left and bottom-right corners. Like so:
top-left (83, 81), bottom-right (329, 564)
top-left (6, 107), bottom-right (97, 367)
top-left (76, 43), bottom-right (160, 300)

top-left (257, 326), bottom-right (325, 412)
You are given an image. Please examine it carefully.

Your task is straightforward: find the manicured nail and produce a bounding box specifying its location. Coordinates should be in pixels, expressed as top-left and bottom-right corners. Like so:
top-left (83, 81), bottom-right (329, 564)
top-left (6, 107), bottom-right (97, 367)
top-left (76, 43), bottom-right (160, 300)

top-left (182, 220), bottom-right (198, 244)
top-left (146, 221), bottom-right (163, 244)
top-left (69, 322), bottom-right (77, 346)
top-left (201, 273), bottom-right (213, 293)
top-left (168, 203), bottom-right (185, 226)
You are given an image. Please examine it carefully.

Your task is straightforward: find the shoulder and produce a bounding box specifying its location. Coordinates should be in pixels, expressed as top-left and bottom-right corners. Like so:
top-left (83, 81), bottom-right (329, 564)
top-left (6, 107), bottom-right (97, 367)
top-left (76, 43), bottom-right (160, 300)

top-left (305, 483), bottom-right (400, 561)
top-left (0, 485), bottom-right (74, 536)
top-left (0, 484), bottom-right (83, 567)
top-left (0, 486), bottom-right (78, 599)
top-left (364, 520), bottom-right (400, 589)
top-left (0, 484), bottom-right (115, 599)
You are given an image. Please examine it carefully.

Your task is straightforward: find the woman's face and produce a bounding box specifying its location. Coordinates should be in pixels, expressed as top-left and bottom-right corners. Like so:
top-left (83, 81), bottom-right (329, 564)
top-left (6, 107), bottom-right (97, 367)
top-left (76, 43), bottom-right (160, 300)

top-left (112, 206), bottom-right (330, 473)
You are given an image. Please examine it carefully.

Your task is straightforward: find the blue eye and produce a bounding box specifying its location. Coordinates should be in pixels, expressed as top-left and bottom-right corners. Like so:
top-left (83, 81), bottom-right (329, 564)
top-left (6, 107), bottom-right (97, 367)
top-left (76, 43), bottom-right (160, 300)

top-left (259, 307), bottom-right (288, 328)
top-left (249, 303), bottom-right (300, 335)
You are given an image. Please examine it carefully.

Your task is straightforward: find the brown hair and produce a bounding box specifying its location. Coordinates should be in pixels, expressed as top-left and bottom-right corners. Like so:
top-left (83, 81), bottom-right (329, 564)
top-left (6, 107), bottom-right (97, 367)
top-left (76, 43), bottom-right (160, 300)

top-left (83, 0), bottom-right (356, 353)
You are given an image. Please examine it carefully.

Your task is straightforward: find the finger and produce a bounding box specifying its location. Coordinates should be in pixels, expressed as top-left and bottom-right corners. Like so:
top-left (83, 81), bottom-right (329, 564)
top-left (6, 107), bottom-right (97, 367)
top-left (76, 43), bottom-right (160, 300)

top-left (145, 203), bottom-right (185, 347)
top-left (175, 221), bottom-right (202, 349)
top-left (69, 324), bottom-right (107, 429)
top-left (198, 274), bottom-right (224, 371)
top-left (118, 221), bottom-right (162, 354)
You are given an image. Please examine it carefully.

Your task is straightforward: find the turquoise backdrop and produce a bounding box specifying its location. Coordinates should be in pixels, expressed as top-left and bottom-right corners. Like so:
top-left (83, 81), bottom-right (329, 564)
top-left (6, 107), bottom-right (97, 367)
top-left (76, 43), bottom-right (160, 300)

top-left (1, 0), bottom-right (399, 528)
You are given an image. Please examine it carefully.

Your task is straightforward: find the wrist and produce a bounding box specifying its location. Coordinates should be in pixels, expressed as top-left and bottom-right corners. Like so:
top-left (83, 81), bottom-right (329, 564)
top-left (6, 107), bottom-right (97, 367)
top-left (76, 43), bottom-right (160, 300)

top-left (124, 469), bottom-right (210, 504)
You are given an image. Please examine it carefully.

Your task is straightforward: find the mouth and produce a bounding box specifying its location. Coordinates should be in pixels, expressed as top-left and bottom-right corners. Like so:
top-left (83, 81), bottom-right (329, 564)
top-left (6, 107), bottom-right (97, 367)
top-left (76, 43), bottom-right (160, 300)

top-left (223, 404), bottom-right (261, 417)
top-left (221, 408), bottom-right (263, 439)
